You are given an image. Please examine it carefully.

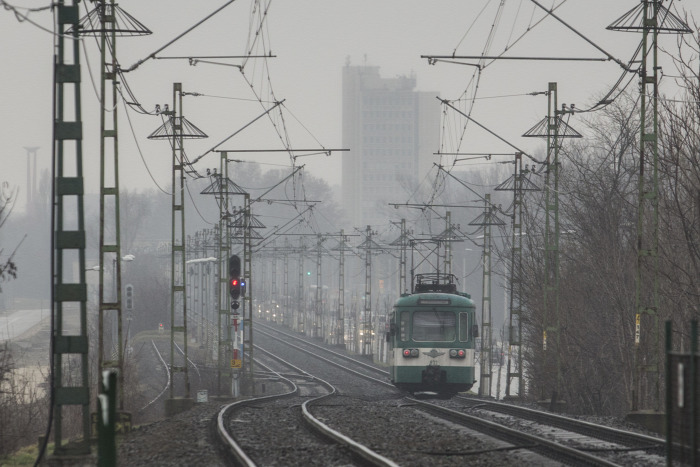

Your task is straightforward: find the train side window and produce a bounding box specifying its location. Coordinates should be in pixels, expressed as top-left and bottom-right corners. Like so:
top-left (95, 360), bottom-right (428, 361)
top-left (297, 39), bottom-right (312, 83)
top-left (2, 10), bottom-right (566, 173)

top-left (399, 311), bottom-right (410, 342)
top-left (459, 312), bottom-right (470, 342)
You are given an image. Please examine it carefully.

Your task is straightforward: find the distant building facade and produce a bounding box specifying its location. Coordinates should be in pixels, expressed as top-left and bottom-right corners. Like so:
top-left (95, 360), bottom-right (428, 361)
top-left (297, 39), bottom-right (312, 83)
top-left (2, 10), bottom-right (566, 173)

top-left (341, 65), bottom-right (439, 228)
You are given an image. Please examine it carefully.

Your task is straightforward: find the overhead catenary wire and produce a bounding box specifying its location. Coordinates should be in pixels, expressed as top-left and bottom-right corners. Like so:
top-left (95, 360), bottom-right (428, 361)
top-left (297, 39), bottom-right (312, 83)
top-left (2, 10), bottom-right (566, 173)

top-left (122, 0), bottom-right (239, 73)
top-left (121, 96), bottom-right (172, 195)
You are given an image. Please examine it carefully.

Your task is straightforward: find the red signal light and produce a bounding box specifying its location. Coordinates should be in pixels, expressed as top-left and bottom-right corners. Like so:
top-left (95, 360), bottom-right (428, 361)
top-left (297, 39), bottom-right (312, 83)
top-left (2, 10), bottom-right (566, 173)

top-left (231, 279), bottom-right (239, 286)
top-left (403, 349), bottom-right (411, 357)
top-left (458, 349), bottom-right (465, 358)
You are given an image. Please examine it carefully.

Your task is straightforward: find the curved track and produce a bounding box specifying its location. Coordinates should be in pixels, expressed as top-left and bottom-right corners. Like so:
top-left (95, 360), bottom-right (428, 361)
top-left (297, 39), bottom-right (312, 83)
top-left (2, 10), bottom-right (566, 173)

top-left (138, 340), bottom-right (170, 412)
top-left (254, 320), bottom-right (663, 466)
top-left (215, 344), bottom-right (399, 466)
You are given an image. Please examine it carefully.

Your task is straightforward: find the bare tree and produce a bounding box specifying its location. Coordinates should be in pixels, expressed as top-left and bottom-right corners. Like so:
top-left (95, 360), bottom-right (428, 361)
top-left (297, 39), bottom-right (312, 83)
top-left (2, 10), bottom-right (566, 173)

top-left (0, 182), bottom-right (20, 291)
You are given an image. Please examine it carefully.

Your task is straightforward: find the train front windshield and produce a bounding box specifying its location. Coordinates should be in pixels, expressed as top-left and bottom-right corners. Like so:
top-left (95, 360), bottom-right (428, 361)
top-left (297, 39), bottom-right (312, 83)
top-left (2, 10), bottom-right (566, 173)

top-left (412, 311), bottom-right (456, 342)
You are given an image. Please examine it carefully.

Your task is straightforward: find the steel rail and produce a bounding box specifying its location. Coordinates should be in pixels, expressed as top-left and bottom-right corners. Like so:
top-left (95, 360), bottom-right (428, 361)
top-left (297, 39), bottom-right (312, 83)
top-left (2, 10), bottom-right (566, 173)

top-left (174, 341), bottom-right (201, 382)
top-left (458, 396), bottom-right (665, 453)
top-left (217, 344), bottom-right (399, 466)
top-left (216, 354), bottom-right (299, 467)
top-left (408, 398), bottom-right (621, 466)
top-left (255, 320), bottom-right (391, 378)
top-left (138, 340), bottom-right (171, 412)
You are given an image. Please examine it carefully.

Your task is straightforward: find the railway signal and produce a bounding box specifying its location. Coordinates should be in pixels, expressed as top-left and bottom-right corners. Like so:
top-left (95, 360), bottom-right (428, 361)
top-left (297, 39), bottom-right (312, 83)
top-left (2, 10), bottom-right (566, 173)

top-left (229, 255), bottom-right (241, 306)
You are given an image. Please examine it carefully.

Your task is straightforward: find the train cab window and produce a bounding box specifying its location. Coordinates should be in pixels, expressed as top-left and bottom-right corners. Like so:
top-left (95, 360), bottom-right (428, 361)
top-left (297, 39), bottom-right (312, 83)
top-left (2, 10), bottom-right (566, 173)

top-left (412, 311), bottom-right (456, 342)
top-left (399, 311), bottom-right (410, 342)
top-left (459, 312), bottom-right (471, 342)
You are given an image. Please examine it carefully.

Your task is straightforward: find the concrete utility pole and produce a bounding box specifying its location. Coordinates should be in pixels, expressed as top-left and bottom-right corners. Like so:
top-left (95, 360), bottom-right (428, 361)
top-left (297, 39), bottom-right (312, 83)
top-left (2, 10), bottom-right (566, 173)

top-left (51, 0), bottom-right (91, 457)
top-left (608, 0), bottom-right (691, 413)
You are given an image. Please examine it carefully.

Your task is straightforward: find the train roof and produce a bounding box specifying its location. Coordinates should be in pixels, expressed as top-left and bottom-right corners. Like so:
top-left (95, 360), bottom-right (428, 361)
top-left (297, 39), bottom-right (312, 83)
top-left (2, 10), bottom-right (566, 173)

top-left (394, 291), bottom-right (475, 308)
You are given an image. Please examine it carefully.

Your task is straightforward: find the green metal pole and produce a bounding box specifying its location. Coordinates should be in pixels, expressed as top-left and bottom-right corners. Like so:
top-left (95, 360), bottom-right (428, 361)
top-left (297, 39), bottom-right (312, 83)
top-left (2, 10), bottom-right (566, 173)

top-left (691, 321), bottom-right (697, 466)
top-left (52, 0), bottom-right (91, 456)
top-left (665, 320), bottom-right (671, 465)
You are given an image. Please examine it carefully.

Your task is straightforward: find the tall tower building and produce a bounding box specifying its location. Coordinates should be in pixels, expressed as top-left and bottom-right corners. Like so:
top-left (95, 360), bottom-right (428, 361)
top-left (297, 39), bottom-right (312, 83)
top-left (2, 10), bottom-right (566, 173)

top-left (342, 65), bottom-right (439, 228)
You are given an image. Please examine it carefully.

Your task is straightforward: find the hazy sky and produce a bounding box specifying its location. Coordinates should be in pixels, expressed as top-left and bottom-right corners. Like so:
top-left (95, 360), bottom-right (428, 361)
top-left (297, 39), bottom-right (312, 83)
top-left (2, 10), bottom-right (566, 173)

top-left (2, 0), bottom-right (698, 214)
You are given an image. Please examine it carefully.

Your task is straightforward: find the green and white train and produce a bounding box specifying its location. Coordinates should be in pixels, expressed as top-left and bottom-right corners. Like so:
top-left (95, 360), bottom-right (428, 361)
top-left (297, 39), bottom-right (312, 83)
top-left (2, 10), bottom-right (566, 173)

top-left (386, 273), bottom-right (478, 396)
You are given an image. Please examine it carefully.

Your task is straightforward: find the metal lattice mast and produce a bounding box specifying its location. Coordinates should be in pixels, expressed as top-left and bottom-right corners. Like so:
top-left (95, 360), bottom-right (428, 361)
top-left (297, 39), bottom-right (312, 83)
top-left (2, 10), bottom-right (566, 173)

top-left (363, 225), bottom-right (373, 356)
top-left (243, 193), bottom-right (254, 391)
top-left (338, 230), bottom-right (346, 347)
top-left (218, 158), bottom-right (231, 395)
top-left (479, 197), bottom-right (493, 397)
top-left (400, 219), bottom-right (408, 294)
top-left (390, 219), bottom-right (411, 294)
top-left (545, 83), bottom-right (561, 401)
top-left (298, 237), bottom-right (305, 334)
top-left (283, 239), bottom-right (289, 327)
top-left (98, 0), bottom-right (124, 410)
top-left (496, 153), bottom-right (536, 398)
top-left (200, 161), bottom-right (246, 395)
top-left (608, 0), bottom-right (690, 413)
top-left (148, 84), bottom-right (207, 402)
top-left (51, 0), bottom-right (90, 455)
top-left (469, 194), bottom-right (506, 397)
top-left (75, 0), bottom-right (151, 415)
top-left (444, 212), bottom-right (452, 276)
top-left (523, 82), bottom-right (580, 403)
top-left (271, 240), bottom-right (277, 311)
top-left (314, 234), bottom-right (324, 338)
top-left (170, 83), bottom-right (189, 399)
top-left (506, 156), bottom-right (524, 398)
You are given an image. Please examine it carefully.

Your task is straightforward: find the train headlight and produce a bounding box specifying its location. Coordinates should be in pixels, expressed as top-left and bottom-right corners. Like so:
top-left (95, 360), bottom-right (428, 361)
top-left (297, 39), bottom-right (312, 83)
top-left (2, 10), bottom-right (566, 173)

top-left (402, 348), bottom-right (419, 358)
top-left (410, 348), bottom-right (419, 358)
top-left (449, 349), bottom-right (466, 359)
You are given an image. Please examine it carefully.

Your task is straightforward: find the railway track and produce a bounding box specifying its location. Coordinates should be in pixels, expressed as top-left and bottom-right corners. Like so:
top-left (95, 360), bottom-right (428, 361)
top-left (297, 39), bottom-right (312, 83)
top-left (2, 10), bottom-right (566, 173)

top-left (254, 319), bottom-right (666, 466)
top-left (255, 321), bottom-right (392, 383)
top-left (137, 339), bottom-right (170, 413)
top-left (458, 396), bottom-right (665, 453)
top-left (215, 345), bottom-right (399, 466)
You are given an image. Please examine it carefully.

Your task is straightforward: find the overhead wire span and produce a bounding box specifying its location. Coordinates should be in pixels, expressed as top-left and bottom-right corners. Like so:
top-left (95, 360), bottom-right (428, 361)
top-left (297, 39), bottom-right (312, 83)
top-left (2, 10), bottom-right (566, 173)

top-left (121, 95), bottom-right (172, 195)
top-left (483, 0), bottom-right (570, 70)
top-left (529, 0), bottom-right (632, 71)
top-left (185, 179), bottom-right (217, 225)
top-left (191, 100), bottom-right (284, 164)
top-left (122, 0), bottom-right (239, 72)
top-left (439, 97), bottom-right (544, 165)
top-left (1, 0), bottom-right (73, 37)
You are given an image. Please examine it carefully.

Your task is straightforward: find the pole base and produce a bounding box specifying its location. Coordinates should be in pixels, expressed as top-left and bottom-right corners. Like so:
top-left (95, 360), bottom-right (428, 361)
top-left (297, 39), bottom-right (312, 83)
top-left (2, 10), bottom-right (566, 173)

top-left (164, 397), bottom-right (194, 417)
top-left (626, 410), bottom-right (665, 435)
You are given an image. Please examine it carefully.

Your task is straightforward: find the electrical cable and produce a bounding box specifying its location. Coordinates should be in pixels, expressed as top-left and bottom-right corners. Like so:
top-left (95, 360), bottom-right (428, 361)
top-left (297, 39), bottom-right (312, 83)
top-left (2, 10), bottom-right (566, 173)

top-left (35, 7), bottom-right (60, 465)
top-left (122, 0), bottom-right (239, 72)
top-left (121, 96), bottom-right (172, 195)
